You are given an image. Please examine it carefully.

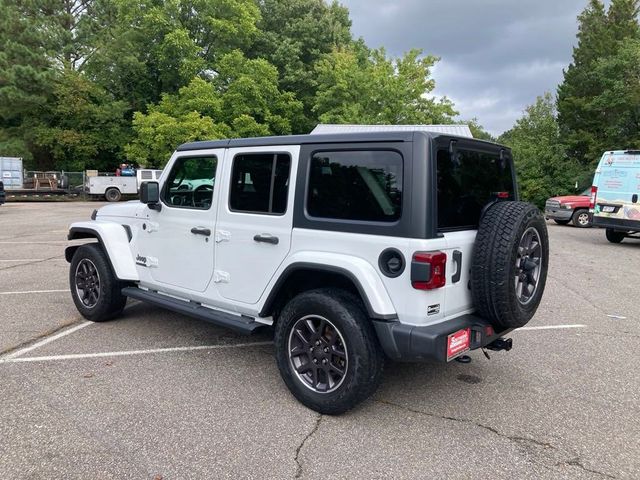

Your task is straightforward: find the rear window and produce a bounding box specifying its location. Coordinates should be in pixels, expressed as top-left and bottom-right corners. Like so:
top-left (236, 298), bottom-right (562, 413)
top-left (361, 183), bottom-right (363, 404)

top-left (437, 148), bottom-right (514, 230)
top-left (307, 150), bottom-right (403, 222)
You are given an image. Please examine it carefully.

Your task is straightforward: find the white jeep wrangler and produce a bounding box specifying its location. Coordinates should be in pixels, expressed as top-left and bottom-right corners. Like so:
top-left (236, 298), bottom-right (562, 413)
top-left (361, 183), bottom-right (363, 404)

top-left (66, 131), bottom-right (548, 414)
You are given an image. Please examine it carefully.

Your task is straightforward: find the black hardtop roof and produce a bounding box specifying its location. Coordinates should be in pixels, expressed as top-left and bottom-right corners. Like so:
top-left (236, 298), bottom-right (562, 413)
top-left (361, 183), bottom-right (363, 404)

top-left (177, 130), bottom-right (507, 152)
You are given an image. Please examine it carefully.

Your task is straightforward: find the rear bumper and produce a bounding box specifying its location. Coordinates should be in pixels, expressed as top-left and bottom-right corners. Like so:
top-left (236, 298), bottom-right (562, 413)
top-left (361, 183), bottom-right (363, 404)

top-left (593, 216), bottom-right (639, 232)
top-left (373, 314), bottom-right (512, 362)
top-left (544, 208), bottom-right (572, 220)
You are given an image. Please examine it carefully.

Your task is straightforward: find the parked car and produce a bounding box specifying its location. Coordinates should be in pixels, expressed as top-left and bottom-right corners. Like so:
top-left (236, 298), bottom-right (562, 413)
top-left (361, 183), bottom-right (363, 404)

top-left (544, 188), bottom-right (592, 227)
top-left (66, 131), bottom-right (549, 414)
top-left (86, 169), bottom-right (163, 202)
top-left (591, 150), bottom-right (640, 243)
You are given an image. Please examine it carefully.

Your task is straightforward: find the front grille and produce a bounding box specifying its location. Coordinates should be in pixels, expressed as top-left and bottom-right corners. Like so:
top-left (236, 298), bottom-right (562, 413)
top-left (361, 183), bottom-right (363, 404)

top-left (545, 199), bottom-right (560, 208)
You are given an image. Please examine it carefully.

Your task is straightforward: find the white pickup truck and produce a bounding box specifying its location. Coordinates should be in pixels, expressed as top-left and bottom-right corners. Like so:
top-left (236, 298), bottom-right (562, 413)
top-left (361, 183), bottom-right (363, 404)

top-left (87, 169), bottom-right (163, 202)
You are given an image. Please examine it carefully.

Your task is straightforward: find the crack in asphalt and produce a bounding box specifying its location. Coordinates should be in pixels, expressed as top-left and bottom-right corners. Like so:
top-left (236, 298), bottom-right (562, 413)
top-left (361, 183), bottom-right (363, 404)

top-left (556, 457), bottom-right (618, 479)
top-left (377, 398), bottom-right (554, 450)
top-left (0, 319), bottom-right (81, 357)
top-left (0, 255), bottom-right (62, 272)
top-left (378, 399), bottom-right (620, 479)
top-left (294, 413), bottom-right (322, 479)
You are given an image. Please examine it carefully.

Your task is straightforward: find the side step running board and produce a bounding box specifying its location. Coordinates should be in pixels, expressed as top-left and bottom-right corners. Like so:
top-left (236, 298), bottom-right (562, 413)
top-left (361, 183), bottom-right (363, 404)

top-left (121, 287), bottom-right (263, 335)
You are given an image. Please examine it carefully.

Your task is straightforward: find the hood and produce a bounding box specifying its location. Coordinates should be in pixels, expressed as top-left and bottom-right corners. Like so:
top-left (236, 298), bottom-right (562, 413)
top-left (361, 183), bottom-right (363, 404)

top-left (96, 200), bottom-right (143, 219)
top-left (549, 195), bottom-right (588, 203)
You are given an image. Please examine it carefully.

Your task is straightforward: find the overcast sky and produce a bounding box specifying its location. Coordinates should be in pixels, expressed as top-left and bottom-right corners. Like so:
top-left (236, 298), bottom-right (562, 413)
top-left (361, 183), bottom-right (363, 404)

top-left (339, 0), bottom-right (600, 136)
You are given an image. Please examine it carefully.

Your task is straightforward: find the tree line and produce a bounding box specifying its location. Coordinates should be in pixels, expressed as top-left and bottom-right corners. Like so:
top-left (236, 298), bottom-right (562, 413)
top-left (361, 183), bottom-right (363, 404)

top-left (500, 0), bottom-right (640, 206)
top-left (0, 0), bottom-right (638, 208)
top-left (0, 0), bottom-right (466, 172)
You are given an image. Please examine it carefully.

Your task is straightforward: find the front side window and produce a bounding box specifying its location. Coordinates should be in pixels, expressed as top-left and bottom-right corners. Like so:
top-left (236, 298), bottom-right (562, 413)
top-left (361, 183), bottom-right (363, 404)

top-left (437, 148), bottom-right (515, 230)
top-left (163, 156), bottom-right (217, 209)
top-left (307, 150), bottom-right (403, 222)
top-left (229, 153), bottom-right (291, 214)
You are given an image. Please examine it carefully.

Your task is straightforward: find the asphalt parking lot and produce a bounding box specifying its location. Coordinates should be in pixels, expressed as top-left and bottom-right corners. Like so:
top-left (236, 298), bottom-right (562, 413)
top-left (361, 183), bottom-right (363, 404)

top-left (0, 202), bottom-right (639, 479)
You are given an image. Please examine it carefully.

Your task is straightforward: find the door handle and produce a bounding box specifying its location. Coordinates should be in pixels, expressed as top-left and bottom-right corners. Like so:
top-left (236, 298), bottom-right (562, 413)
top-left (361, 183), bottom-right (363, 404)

top-left (253, 234), bottom-right (279, 245)
top-left (452, 250), bottom-right (462, 283)
top-left (191, 227), bottom-right (211, 236)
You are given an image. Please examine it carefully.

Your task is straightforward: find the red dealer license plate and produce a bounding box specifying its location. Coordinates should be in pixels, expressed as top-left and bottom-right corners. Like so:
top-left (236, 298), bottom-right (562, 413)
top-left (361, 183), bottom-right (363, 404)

top-left (447, 328), bottom-right (471, 361)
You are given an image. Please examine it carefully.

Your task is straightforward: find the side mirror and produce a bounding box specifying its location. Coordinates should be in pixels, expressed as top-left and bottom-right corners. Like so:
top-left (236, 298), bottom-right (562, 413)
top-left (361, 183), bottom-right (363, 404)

top-left (140, 181), bottom-right (161, 211)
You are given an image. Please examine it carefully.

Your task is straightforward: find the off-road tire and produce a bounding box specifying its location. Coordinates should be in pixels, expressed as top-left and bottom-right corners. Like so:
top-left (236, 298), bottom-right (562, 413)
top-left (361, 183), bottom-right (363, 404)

top-left (605, 228), bottom-right (626, 244)
top-left (69, 243), bottom-right (127, 321)
top-left (571, 209), bottom-right (592, 228)
top-left (553, 219), bottom-right (570, 225)
top-left (105, 188), bottom-right (121, 202)
top-left (471, 201), bottom-right (549, 329)
top-left (274, 288), bottom-right (383, 415)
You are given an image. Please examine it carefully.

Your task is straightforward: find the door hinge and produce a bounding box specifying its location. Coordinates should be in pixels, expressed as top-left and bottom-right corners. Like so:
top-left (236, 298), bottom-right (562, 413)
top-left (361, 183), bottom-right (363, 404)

top-left (214, 270), bottom-right (230, 283)
top-left (215, 230), bottom-right (231, 243)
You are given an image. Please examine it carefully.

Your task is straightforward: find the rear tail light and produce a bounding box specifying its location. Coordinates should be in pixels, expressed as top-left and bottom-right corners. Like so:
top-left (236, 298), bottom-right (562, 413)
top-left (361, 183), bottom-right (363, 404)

top-left (589, 186), bottom-right (598, 210)
top-left (411, 251), bottom-right (446, 290)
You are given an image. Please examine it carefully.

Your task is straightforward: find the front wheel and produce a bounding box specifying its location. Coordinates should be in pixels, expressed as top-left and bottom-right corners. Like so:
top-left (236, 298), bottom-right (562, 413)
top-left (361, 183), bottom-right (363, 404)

top-left (69, 243), bottom-right (127, 321)
top-left (605, 228), bottom-right (626, 244)
top-left (274, 289), bottom-right (383, 415)
top-left (572, 209), bottom-right (592, 228)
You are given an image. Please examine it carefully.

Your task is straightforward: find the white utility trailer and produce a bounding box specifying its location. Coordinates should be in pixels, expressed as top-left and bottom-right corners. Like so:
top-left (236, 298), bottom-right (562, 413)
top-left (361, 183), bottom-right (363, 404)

top-left (87, 169), bottom-right (162, 202)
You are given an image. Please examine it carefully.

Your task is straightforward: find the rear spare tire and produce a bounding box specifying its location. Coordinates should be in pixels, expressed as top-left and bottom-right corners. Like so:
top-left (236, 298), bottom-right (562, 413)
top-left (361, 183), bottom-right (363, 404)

top-left (471, 201), bottom-right (549, 329)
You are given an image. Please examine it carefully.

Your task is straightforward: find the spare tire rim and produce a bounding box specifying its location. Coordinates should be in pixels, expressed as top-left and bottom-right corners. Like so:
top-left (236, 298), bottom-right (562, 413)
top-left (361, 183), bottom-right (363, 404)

top-left (75, 258), bottom-right (101, 309)
top-left (515, 227), bottom-right (542, 305)
top-left (288, 315), bottom-right (348, 394)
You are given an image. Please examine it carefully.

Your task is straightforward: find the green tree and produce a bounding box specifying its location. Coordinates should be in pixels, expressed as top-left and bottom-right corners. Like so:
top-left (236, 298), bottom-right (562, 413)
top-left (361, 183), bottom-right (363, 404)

top-left (313, 46), bottom-right (457, 125)
top-left (126, 51), bottom-right (303, 167)
top-left (251, 0), bottom-right (353, 132)
top-left (86, 0), bottom-right (261, 111)
top-left (33, 70), bottom-right (129, 171)
top-left (0, 0), bottom-right (55, 167)
top-left (557, 0), bottom-right (640, 166)
top-left (590, 38), bottom-right (640, 151)
top-left (500, 93), bottom-right (581, 208)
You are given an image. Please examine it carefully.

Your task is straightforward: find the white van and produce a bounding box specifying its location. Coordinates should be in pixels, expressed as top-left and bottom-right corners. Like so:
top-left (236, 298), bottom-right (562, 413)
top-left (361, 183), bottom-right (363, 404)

top-left (591, 150), bottom-right (640, 243)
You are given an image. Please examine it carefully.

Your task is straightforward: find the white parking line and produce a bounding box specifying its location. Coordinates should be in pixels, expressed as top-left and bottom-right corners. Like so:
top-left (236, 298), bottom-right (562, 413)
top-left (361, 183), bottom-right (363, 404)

top-left (1, 341), bottom-right (274, 364)
top-left (517, 324), bottom-right (586, 331)
top-left (1, 322), bottom-right (92, 361)
top-left (0, 259), bottom-right (46, 262)
top-left (0, 241), bottom-right (67, 244)
top-left (0, 289), bottom-right (70, 295)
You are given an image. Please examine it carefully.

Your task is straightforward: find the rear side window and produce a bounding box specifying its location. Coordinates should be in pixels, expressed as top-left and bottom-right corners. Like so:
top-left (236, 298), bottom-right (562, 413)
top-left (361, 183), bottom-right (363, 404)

top-left (437, 149), bottom-right (514, 230)
top-left (229, 153), bottom-right (291, 214)
top-left (307, 150), bottom-right (403, 222)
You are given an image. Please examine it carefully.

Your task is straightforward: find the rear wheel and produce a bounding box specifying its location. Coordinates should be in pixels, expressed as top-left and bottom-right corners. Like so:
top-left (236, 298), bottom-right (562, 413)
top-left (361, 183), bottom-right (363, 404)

top-left (553, 219), bottom-right (570, 225)
top-left (471, 201), bottom-right (549, 329)
top-left (70, 244), bottom-right (127, 321)
top-left (105, 188), bottom-right (121, 202)
top-left (605, 228), bottom-right (626, 244)
top-left (274, 289), bottom-right (383, 415)
top-left (571, 209), bottom-right (592, 228)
